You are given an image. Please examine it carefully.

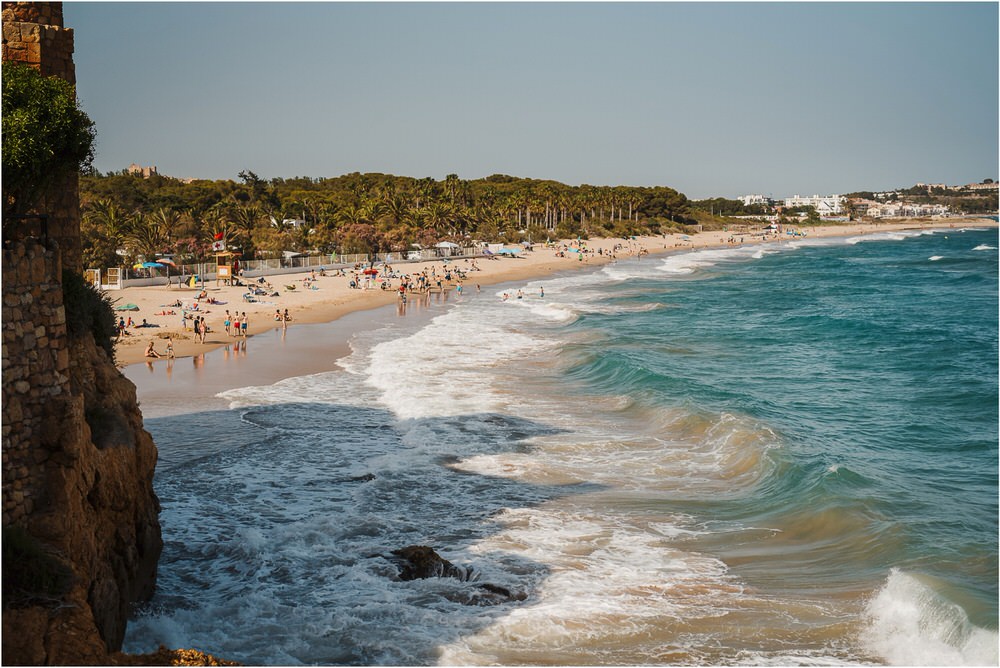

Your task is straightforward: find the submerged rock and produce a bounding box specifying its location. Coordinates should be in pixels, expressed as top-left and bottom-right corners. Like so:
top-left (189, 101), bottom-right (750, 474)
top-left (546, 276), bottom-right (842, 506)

top-left (386, 545), bottom-right (526, 606)
top-left (390, 545), bottom-right (468, 581)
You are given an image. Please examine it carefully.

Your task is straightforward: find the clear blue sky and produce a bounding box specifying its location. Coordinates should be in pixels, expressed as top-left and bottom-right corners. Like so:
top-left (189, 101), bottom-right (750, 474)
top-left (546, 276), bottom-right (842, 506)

top-left (65, 2), bottom-right (998, 199)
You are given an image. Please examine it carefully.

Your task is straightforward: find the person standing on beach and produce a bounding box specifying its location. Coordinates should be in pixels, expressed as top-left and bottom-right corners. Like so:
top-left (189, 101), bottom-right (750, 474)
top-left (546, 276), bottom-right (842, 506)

top-left (165, 336), bottom-right (174, 358)
top-left (224, 310), bottom-right (232, 336)
top-left (241, 312), bottom-right (249, 337)
top-left (232, 313), bottom-right (240, 337)
top-left (193, 315), bottom-right (201, 343)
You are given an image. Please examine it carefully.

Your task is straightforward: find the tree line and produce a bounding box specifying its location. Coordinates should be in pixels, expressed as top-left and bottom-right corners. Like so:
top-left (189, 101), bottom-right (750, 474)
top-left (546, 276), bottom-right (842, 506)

top-left (79, 170), bottom-right (694, 268)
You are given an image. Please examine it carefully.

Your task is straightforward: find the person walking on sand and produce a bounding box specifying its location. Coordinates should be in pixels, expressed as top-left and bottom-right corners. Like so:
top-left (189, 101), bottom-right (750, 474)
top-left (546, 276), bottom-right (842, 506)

top-left (241, 312), bottom-right (249, 337)
top-left (192, 315), bottom-right (201, 343)
top-left (224, 310), bottom-right (232, 336)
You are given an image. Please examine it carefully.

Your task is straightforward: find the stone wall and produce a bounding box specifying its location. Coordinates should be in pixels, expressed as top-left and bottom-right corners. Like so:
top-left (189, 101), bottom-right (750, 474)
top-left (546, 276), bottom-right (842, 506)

top-left (1, 239), bottom-right (70, 527)
top-left (2, 3), bottom-right (164, 664)
top-left (1, 0), bottom-right (82, 271)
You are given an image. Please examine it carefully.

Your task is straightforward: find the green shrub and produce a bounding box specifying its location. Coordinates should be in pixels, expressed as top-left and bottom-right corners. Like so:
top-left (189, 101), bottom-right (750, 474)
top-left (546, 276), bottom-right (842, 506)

top-left (2, 63), bottom-right (95, 217)
top-left (62, 269), bottom-right (117, 362)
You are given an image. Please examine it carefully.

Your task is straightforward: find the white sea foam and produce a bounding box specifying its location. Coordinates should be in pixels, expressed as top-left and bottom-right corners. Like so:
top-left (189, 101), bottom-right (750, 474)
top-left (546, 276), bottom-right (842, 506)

top-left (972, 244), bottom-right (996, 251)
top-left (365, 307), bottom-right (554, 420)
top-left (860, 569), bottom-right (999, 666)
top-left (929, 255), bottom-right (944, 261)
top-left (846, 232), bottom-right (911, 245)
top-left (439, 506), bottom-right (741, 664)
top-left (654, 245), bottom-right (771, 275)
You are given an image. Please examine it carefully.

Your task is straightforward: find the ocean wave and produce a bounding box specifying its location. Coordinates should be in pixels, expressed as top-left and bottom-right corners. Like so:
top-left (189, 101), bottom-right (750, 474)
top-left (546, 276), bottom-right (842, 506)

top-left (860, 569), bottom-right (999, 666)
top-left (846, 232), bottom-right (911, 245)
top-left (972, 244), bottom-right (996, 251)
top-left (929, 255), bottom-right (944, 261)
top-left (439, 506), bottom-right (741, 665)
top-left (365, 308), bottom-right (554, 420)
top-left (656, 246), bottom-right (763, 275)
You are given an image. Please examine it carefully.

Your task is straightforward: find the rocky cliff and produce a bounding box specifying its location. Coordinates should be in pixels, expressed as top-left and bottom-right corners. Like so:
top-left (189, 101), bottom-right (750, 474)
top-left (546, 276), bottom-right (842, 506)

top-left (3, 2), bottom-right (164, 663)
top-left (2, 239), bottom-right (163, 664)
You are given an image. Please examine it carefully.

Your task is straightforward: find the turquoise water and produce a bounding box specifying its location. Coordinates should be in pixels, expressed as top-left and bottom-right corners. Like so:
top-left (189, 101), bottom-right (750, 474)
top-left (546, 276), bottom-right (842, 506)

top-left (126, 227), bottom-right (998, 665)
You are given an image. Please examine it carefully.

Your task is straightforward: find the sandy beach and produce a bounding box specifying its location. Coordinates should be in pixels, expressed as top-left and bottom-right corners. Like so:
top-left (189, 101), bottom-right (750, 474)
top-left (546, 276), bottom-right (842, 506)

top-left (113, 220), bottom-right (994, 368)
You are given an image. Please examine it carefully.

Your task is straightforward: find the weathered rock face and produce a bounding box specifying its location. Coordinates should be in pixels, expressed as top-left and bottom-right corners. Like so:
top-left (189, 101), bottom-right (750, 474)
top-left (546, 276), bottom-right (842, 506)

top-left (3, 239), bottom-right (163, 664)
top-left (3, 3), bottom-right (163, 663)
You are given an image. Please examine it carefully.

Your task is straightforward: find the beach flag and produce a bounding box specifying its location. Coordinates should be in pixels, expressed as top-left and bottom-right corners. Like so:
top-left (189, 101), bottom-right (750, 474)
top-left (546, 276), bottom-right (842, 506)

top-left (214, 231), bottom-right (225, 240)
top-left (211, 240), bottom-right (225, 251)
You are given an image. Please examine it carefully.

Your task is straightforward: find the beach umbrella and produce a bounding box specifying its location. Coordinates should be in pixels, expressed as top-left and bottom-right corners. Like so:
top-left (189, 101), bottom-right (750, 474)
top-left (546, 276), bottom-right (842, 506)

top-left (133, 261), bottom-right (166, 269)
top-left (156, 258), bottom-right (177, 266)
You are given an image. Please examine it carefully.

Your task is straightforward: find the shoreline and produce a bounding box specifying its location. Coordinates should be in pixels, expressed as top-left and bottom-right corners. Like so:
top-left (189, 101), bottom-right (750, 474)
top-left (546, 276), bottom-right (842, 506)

top-left (117, 219), bottom-right (996, 370)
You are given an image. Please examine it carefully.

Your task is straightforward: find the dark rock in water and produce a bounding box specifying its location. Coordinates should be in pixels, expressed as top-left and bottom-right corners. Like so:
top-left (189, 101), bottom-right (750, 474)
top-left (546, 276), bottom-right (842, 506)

top-left (386, 546), bottom-right (527, 605)
top-left (390, 545), bottom-right (468, 581)
top-left (349, 473), bottom-right (376, 482)
top-left (477, 583), bottom-right (526, 600)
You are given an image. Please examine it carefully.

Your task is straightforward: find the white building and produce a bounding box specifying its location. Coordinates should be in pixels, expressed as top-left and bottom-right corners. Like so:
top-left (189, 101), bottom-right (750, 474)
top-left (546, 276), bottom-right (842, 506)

top-left (783, 194), bottom-right (844, 215)
top-left (739, 194), bottom-right (771, 207)
top-left (864, 202), bottom-right (949, 219)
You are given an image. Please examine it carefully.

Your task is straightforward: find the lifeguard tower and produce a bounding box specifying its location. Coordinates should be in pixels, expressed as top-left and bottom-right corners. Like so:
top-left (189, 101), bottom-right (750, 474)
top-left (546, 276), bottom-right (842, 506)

top-left (214, 250), bottom-right (240, 286)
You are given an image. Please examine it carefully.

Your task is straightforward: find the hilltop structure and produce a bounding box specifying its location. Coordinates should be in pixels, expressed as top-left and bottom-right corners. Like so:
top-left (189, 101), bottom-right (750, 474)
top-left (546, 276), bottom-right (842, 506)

top-left (127, 163), bottom-right (158, 179)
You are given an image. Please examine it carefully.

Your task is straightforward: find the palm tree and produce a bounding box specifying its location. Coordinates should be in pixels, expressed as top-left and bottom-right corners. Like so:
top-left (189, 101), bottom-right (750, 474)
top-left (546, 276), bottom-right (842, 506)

top-left (81, 198), bottom-right (131, 268)
top-left (424, 201), bottom-right (454, 238)
top-left (415, 177), bottom-right (437, 209)
top-left (84, 198), bottom-right (131, 246)
top-left (125, 212), bottom-right (168, 264)
top-left (232, 202), bottom-right (266, 257)
top-left (150, 207), bottom-right (182, 245)
top-left (444, 173), bottom-right (460, 204)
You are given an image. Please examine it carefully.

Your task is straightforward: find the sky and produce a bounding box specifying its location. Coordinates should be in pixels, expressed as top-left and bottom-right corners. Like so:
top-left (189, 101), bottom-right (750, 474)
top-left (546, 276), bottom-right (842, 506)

top-left (64, 1), bottom-right (998, 199)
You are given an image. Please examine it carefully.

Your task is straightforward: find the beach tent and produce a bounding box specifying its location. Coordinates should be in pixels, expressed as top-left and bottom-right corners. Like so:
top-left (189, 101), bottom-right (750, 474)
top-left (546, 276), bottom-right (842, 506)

top-left (435, 241), bottom-right (460, 257)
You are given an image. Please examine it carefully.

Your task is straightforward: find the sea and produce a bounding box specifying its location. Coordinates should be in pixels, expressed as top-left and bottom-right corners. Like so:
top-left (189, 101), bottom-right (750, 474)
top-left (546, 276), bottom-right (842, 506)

top-left (123, 226), bottom-right (998, 666)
